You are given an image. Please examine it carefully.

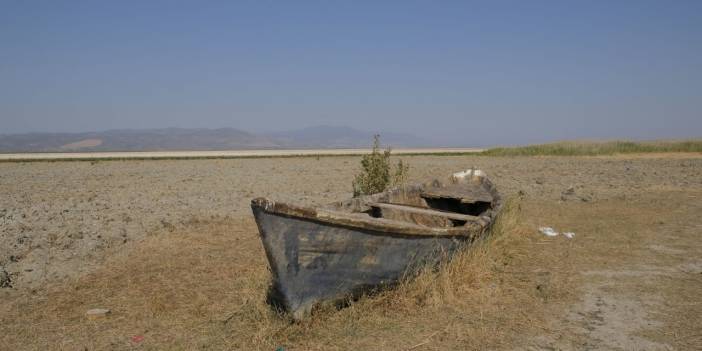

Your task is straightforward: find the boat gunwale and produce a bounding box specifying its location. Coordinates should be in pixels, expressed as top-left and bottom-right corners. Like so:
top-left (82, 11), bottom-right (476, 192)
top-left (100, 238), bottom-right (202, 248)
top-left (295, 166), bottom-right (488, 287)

top-left (251, 197), bottom-right (490, 238)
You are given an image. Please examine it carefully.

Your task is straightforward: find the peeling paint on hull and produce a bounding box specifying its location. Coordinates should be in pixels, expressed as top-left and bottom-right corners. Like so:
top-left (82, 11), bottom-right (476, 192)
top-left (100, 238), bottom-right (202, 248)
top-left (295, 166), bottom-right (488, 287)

top-left (252, 207), bottom-right (467, 320)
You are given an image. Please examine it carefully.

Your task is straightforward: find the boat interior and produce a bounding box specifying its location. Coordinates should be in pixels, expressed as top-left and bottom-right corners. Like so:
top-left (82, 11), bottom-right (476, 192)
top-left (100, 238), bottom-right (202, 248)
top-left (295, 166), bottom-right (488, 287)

top-left (325, 173), bottom-right (499, 229)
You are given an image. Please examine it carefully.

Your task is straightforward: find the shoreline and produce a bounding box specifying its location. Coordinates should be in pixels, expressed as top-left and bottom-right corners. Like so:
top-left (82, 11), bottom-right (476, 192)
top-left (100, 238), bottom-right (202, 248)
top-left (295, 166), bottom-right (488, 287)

top-left (0, 148), bottom-right (484, 162)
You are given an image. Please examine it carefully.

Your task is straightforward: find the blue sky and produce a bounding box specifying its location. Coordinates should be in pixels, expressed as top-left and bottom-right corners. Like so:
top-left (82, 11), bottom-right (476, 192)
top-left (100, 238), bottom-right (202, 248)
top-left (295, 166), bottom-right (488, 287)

top-left (1, 1), bottom-right (700, 146)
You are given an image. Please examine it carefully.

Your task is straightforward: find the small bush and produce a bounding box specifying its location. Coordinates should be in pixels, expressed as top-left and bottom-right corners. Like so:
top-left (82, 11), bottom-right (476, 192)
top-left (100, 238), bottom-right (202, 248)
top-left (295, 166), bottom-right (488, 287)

top-left (352, 135), bottom-right (410, 196)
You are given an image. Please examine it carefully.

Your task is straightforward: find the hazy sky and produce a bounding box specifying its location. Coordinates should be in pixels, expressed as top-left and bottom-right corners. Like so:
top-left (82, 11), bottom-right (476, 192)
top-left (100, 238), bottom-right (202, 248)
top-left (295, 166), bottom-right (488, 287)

top-left (1, 1), bottom-right (701, 146)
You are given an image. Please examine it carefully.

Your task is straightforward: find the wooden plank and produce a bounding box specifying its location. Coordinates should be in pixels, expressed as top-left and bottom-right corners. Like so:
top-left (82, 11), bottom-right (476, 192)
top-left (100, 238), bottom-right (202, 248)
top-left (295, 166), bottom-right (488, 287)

top-left (315, 209), bottom-right (466, 236)
top-left (252, 198), bottom-right (483, 237)
top-left (369, 203), bottom-right (453, 228)
top-left (367, 202), bottom-right (479, 221)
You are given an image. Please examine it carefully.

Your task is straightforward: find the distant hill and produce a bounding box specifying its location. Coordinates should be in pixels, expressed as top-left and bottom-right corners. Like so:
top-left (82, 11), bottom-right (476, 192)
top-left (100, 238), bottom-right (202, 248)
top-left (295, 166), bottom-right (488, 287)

top-left (0, 128), bottom-right (278, 152)
top-left (0, 126), bottom-right (431, 153)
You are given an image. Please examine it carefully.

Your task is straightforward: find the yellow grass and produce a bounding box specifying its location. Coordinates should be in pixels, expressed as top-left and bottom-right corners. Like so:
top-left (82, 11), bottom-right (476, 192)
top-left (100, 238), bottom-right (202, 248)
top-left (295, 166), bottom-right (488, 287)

top-left (3, 197), bottom-right (565, 350)
top-left (482, 139), bottom-right (702, 156)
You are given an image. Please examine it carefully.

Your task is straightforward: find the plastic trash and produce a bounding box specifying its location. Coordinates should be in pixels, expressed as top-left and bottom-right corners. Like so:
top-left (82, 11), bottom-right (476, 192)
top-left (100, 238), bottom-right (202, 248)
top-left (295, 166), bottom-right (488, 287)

top-left (538, 227), bottom-right (575, 239)
top-left (86, 308), bottom-right (110, 320)
top-left (451, 169), bottom-right (486, 181)
top-left (538, 227), bottom-right (559, 237)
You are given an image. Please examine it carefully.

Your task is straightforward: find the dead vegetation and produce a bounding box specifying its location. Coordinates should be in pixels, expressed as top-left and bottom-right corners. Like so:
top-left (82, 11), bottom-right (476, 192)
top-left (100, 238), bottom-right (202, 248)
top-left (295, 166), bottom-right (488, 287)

top-left (0, 196), bottom-right (581, 350)
top-left (1, 155), bottom-right (701, 350)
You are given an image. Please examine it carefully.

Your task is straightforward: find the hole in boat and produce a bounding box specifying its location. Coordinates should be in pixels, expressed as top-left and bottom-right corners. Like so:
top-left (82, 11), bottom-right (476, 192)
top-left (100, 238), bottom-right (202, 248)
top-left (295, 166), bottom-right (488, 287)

top-left (450, 219), bottom-right (467, 227)
top-left (366, 206), bottom-right (383, 218)
top-left (423, 197), bottom-right (491, 216)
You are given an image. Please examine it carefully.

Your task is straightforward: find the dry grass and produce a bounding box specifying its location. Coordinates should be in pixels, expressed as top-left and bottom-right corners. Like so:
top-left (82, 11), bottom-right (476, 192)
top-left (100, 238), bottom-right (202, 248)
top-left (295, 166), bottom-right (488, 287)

top-left (365, 196), bottom-right (526, 312)
top-left (3, 155), bottom-right (700, 350)
top-left (482, 139), bottom-right (702, 156)
top-left (222, 196), bottom-right (554, 350)
top-left (1, 196), bottom-right (582, 350)
top-left (3, 188), bottom-right (700, 349)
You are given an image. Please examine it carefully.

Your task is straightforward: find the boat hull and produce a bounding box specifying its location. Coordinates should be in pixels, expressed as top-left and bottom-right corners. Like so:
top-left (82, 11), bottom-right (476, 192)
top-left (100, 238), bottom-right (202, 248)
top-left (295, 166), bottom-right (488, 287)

top-left (252, 206), bottom-right (469, 319)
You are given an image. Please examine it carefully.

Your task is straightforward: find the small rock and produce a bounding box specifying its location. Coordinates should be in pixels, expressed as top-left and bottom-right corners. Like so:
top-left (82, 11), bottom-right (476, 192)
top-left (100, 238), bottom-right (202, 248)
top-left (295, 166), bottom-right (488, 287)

top-left (0, 268), bottom-right (11, 288)
top-left (561, 185), bottom-right (586, 201)
top-left (86, 308), bottom-right (111, 320)
top-left (160, 219), bottom-right (175, 232)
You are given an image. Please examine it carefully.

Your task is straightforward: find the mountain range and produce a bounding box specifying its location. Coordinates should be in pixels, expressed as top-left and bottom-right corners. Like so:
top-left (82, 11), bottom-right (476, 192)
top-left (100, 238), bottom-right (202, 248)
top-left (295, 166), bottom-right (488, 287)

top-left (0, 126), bottom-right (434, 153)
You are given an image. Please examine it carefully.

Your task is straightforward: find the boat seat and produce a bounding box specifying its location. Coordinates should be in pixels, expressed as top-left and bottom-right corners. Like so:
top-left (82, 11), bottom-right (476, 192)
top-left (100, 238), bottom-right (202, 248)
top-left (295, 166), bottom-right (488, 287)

top-left (367, 202), bottom-right (479, 221)
top-left (315, 208), bottom-right (470, 236)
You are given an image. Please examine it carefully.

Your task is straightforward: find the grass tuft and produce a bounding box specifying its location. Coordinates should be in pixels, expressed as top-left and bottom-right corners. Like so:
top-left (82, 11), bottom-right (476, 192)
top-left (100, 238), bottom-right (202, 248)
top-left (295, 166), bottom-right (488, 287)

top-left (364, 196), bottom-right (525, 311)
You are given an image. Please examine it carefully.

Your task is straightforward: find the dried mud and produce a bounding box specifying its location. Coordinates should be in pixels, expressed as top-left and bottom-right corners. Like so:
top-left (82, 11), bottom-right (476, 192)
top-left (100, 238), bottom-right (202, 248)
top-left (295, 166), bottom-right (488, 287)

top-left (1, 154), bottom-right (701, 349)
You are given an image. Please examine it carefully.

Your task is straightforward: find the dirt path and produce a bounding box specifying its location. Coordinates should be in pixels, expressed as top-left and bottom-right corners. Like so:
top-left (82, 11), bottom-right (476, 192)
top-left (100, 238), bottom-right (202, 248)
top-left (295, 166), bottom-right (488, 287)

top-left (523, 191), bottom-right (702, 350)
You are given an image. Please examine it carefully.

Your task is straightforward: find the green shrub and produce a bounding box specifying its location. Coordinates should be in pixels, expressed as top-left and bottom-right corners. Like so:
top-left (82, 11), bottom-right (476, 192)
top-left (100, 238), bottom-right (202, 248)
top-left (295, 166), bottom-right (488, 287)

top-left (352, 135), bottom-right (410, 196)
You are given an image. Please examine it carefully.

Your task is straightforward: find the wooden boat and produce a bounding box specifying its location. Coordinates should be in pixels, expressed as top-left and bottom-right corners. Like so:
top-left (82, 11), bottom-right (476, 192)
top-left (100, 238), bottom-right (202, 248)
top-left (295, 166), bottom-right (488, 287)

top-left (251, 169), bottom-right (502, 319)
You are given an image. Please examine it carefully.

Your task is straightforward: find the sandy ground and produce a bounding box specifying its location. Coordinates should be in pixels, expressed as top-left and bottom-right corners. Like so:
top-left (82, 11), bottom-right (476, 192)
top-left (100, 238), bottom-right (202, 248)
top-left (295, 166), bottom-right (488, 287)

top-left (1, 154), bottom-right (701, 350)
top-left (0, 147), bottom-right (482, 161)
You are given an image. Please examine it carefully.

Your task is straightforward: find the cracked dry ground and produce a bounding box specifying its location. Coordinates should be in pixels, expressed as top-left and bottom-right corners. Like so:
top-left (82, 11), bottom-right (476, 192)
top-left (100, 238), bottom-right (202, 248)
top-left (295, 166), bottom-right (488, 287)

top-left (1, 154), bottom-right (701, 350)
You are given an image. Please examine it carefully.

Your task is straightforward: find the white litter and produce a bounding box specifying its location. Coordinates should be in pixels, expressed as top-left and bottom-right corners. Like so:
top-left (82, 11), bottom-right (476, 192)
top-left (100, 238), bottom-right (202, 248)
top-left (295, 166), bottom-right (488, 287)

top-left (86, 308), bottom-right (111, 320)
top-left (538, 227), bottom-right (575, 239)
top-left (538, 227), bottom-right (559, 237)
top-left (451, 169), bottom-right (486, 182)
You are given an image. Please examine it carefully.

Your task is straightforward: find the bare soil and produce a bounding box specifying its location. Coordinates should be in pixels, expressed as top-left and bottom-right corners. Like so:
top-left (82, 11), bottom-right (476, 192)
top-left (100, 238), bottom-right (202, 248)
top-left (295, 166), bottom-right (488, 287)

top-left (1, 154), bottom-right (701, 350)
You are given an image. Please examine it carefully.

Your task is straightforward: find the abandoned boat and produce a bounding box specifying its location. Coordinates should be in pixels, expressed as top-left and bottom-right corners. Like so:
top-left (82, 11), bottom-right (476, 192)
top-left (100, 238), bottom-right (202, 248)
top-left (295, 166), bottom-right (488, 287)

top-left (251, 169), bottom-right (502, 319)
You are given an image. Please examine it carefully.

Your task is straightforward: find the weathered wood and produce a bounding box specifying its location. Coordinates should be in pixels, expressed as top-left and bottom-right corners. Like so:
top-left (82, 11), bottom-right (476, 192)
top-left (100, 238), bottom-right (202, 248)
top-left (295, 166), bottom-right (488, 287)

top-left (368, 202), bottom-right (480, 222)
top-left (253, 199), bottom-right (478, 237)
top-left (369, 202), bottom-right (453, 227)
top-left (253, 208), bottom-right (467, 320)
top-left (250, 169), bottom-right (502, 320)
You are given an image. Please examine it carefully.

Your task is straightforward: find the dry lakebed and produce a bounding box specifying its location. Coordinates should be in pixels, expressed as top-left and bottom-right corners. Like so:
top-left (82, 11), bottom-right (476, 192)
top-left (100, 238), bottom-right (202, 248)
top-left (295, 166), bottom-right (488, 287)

top-left (1, 153), bottom-right (701, 350)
